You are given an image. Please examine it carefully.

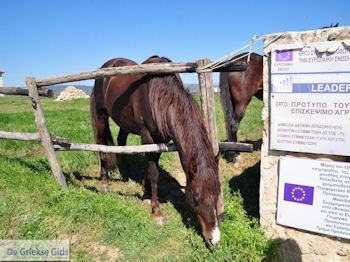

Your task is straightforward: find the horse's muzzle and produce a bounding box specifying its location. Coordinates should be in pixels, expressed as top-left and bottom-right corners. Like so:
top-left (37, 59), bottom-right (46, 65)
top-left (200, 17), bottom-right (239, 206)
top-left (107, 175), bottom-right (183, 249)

top-left (205, 226), bottom-right (221, 251)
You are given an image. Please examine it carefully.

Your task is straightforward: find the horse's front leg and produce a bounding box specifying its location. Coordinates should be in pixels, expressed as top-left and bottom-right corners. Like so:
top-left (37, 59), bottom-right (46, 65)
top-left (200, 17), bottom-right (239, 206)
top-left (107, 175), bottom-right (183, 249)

top-left (140, 129), bottom-right (165, 226)
top-left (145, 152), bottom-right (165, 226)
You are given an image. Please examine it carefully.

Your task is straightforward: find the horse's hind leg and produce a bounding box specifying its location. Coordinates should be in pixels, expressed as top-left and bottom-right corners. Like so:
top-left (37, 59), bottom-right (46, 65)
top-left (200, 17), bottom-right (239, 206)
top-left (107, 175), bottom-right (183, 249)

top-left (233, 100), bottom-right (251, 140)
top-left (230, 116), bottom-right (240, 143)
top-left (227, 100), bottom-right (249, 163)
top-left (117, 129), bottom-right (130, 181)
top-left (93, 114), bottom-right (116, 192)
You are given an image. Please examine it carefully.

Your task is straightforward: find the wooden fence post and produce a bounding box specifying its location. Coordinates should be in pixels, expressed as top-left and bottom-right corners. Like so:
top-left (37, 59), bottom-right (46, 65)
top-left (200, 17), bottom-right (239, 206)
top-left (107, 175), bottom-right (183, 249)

top-left (26, 77), bottom-right (68, 190)
top-left (197, 59), bottom-right (209, 133)
top-left (197, 59), bottom-right (219, 153)
top-left (197, 58), bottom-right (224, 221)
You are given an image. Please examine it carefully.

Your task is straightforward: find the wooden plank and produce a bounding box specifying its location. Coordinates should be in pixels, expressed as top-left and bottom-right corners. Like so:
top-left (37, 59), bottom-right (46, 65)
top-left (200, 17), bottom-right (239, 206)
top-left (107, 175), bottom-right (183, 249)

top-left (53, 143), bottom-right (178, 154)
top-left (0, 131), bottom-right (41, 141)
top-left (197, 58), bottom-right (224, 221)
top-left (0, 87), bottom-right (54, 97)
top-left (219, 142), bottom-right (253, 152)
top-left (26, 77), bottom-right (68, 190)
top-left (197, 59), bottom-right (209, 132)
top-left (217, 63), bottom-right (247, 72)
top-left (54, 142), bottom-right (251, 154)
top-left (0, 131), bottom-right (70, 144)
top-left (197, 58), bottom-right (219, 154)
top-left (0, 131), bottom-right (252, 153)
top-left (36, 62), bottom-right (197, 87)
top-left (35, 62), bottom-right (247, 87)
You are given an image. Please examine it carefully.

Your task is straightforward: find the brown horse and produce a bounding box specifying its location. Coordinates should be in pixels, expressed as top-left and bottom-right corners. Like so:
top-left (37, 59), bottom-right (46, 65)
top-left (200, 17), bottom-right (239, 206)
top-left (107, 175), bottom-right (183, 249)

top-left (90, 56), bottom-right (222, 249)
top-left (219, 52), bottom-right (263, 162)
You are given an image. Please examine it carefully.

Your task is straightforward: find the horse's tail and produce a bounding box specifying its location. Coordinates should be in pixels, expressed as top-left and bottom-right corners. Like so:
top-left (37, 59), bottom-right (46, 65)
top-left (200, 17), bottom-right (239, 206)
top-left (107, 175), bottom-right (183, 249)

top-left (219, 72), bottom-right (234, 142)
top-left (90, 79), bottom-right (117, 169)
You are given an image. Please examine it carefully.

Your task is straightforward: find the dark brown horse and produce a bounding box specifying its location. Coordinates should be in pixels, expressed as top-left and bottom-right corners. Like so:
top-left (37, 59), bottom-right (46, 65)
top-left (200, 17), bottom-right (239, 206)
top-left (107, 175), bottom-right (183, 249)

top-left (90, 56), bottom-right (222, 249)
top-left (219, 52), bottom-right (263, 162)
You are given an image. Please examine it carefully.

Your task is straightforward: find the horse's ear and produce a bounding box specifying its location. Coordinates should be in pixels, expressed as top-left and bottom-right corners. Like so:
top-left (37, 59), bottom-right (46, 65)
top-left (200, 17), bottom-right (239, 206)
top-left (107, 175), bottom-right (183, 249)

top-left (215, 152), bottom-right (221, 166)
top-left (189, 158), bottom-right (197, 180)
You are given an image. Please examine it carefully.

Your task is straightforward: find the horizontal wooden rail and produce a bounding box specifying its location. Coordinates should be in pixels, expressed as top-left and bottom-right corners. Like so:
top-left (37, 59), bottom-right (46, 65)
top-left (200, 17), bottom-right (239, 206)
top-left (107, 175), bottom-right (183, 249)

top-left (0, 131), bottom-right (41, 141)
top-left (53, 142), bottom-right (253, 153)
top-left (35, 62), bottom-right (247, 87)
top-left (53, 143), bottom-right (178, 154)
top-left (0, 131), bottom-right (69, 143)
top-left (0, 131), bottom-right (253, 154)
top-left (219, 142), bottom-right (253, 152)
top-left (0, 87), bottom-right (54, 97)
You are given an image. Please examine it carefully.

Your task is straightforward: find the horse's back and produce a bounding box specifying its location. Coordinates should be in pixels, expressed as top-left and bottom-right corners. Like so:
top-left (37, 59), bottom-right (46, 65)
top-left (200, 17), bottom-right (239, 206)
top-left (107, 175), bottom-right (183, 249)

top-left (101, 57), bottom-right (137, 69)
top-left (93, 57), bottom-right (138, 96)
top-left (91, 58), bottom-right (148, 135)
top-left (97, 57), bottom-right (141, 104)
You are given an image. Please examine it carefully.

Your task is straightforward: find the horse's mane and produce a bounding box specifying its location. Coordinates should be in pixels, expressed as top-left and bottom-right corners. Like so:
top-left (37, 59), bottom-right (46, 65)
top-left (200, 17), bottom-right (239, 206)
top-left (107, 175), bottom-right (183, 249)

top-left (146, 56), bottom-right (220, 192)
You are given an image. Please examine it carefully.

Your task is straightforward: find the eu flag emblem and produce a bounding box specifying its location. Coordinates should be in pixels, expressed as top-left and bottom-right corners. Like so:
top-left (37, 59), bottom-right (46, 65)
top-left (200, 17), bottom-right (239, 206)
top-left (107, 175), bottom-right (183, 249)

top-left (284, 183), bottom-right (314, 205)
top-left (276, 50), bottom-right (293, 62)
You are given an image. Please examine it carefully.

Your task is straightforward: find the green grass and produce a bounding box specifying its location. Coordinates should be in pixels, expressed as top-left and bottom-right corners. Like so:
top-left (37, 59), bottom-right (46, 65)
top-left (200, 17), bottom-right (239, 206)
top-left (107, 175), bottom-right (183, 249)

top-left (0, 96), bottom-right (277, 261)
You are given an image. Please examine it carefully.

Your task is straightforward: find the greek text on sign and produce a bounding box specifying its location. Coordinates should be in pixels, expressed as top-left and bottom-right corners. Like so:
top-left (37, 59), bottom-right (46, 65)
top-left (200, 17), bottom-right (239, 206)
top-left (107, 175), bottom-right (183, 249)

top-left (270, 41), bottom-right (350, 156)
top-left (277, 157), bottom-right (350, 239)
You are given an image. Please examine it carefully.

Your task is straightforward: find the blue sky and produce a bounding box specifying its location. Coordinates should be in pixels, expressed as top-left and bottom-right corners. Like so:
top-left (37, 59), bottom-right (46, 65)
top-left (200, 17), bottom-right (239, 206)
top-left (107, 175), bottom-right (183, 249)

top-left (1, 0), bottom-right (349, 86)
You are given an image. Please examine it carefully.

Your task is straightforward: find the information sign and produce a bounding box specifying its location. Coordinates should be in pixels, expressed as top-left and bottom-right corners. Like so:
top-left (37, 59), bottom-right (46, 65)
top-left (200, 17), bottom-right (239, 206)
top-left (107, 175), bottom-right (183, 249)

top-left (277, 157), bottom-right (350, 239)
top-left (270, 41), bottom-right (350, 156)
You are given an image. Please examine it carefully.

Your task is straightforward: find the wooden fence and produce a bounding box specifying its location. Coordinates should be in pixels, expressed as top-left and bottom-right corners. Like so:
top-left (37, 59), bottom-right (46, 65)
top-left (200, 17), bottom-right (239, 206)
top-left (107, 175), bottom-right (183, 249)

top-left (0, 57), bottom-right (251, 220)
top-left (0, 86), bottom-right (53, 97)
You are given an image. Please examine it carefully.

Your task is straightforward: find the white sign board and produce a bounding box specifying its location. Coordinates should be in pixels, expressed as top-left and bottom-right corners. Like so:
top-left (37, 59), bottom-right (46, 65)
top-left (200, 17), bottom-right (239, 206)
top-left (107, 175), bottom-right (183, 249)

top-left (270, 41), bottom-right (350, 156)
top-left (277, 157), bottom-right (350, 239)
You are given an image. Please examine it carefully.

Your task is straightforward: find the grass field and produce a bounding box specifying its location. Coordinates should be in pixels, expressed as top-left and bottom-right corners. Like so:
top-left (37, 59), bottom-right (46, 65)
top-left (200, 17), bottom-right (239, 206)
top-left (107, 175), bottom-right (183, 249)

top-left (0, 95), bottom-right (279, 261)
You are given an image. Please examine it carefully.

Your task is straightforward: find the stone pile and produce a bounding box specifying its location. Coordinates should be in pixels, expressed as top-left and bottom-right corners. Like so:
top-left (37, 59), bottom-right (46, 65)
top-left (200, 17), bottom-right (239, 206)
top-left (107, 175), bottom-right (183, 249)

top-left (55, 86), bottom-right (89, 101)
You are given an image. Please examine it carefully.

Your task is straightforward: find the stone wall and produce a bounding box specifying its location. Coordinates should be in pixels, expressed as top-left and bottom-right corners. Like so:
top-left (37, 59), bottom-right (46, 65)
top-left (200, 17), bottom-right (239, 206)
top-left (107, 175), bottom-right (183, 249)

top-left (261, 26), bottom-right (350, 261)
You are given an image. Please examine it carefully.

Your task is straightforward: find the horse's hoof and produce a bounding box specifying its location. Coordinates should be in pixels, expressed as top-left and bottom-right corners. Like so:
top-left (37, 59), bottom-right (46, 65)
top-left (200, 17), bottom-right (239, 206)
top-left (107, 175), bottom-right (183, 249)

top-left (218, 212), bottom-right (225, 222)
top-left (152, 216), bottom-right (166, 226)
top-left (142, 199), bottom-right (151, 205)
top-left (223, 151), bottom-right (237, 164)
top-left (101, 185), bottom-right (110, 193)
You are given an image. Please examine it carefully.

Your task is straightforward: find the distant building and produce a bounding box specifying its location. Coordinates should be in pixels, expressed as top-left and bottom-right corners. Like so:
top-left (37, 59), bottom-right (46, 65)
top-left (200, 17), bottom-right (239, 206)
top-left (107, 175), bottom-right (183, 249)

top-left (0, 71), bottom-right (4, 87)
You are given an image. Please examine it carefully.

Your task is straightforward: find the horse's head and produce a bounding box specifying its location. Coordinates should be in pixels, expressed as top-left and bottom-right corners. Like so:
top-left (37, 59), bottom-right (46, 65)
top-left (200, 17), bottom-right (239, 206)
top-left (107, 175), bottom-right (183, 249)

top-left (186, 153), bottom-right (221, 250)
